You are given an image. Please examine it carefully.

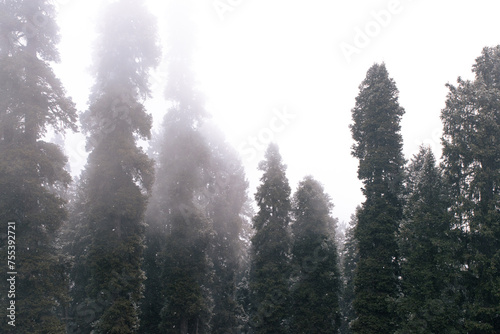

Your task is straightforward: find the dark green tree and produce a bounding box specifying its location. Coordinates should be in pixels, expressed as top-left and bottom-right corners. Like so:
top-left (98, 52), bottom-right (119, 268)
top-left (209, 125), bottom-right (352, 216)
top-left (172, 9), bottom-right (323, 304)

top-left (397, 146), bottom-right (463, 333)
top-left (144, 121), bottom-right (249, 334)
top-left (249, 143), bottom-right (292, 334)
top-left (202, 123), bottom-right (250, 334)
top-left (290, 176), bottom-right (341, 333)
top-left (64, 173), bottom-right (95, 334)
top-left (144, 73), bottom-right (212, 334)
top-left (339, 211), bottom-right (359, 334)
top-left (142, 1), bottom-right (214, 332)
top-left (69, 0), bottom-right (160, 332)
top-left (441, 46), bottom-right (500, 333)
top-left (349, 63), bottom-right (405, 333)
top-left (0, 0), bottom-right (77, 332)
top-left (138, 217), bottom-right (164, 333)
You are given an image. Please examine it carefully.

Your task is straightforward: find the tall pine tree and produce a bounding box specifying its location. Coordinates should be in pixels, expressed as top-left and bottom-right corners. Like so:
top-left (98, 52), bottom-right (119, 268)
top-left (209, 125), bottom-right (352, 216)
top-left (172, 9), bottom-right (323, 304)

top-left (249, 143), bottom-right (292, 334)
top-left (441, 46), bottom-right (500, 333)
top-left (397, 146), bottom-right (463, 333)
top-left (143, 121), bottom-right (249, 333)
top-left (142, 1), bottom-right (214, 332)
top-left (339, 211), bottom-right (359, 334)
top-left (349, 63), bottom-right (405, 333)
top-left (0, 0), bottom-right (77, 332)
top-left (69, 0), bottom-right (160, 332)
top-left (201, 123), bottom-right (250, 334)
top-left (290, 176), bottom-right (341, 333)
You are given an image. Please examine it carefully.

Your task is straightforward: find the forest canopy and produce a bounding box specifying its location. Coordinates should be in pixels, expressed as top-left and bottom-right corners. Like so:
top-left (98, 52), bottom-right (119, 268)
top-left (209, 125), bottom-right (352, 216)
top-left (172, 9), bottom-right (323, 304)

top-left (0, 0), bottom-right (499, 333)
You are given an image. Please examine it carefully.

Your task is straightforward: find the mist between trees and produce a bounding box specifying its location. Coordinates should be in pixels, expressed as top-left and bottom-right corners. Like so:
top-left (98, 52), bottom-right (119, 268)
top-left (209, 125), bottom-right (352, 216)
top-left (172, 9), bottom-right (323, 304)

top-left (0, 0), bottom-right (499, 333)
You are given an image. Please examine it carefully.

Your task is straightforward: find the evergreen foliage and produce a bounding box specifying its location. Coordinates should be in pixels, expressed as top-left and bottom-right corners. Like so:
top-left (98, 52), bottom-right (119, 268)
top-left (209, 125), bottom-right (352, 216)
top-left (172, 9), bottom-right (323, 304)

top-left (441, 46), bottom-right (500, 333)
top-left (2, 1), bottom-right (500, 332)
top-left (68, 0), bottom-right (160, 332)
top-left (249, 143), bottom-right (292, 334)
top-left (397, 147), bottom-right (463, 333)
top-left (141, 2), bottom-right (237, 333)
top-left (145, 121), bottom-right (250, 334)
top-left (202, 124), bottom-right (250, 334)
top-left (339, 211), bottom-right (359, 334)
top-left (349, 63), bottom-right (405, 334)
top-left (0, 0), bottom-right (76, 332)
top-left (290, 176), bottom-right (341, 333)
top-left (143, 96), bottom-right (212, 334)
top-left (144, 120), bottom-right (250, 334)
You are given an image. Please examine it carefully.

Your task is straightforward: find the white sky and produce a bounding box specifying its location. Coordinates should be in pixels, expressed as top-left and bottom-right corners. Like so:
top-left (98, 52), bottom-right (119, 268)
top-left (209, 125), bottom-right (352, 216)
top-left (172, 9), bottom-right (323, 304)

top-left (53, 0), bottom-right (500, 224)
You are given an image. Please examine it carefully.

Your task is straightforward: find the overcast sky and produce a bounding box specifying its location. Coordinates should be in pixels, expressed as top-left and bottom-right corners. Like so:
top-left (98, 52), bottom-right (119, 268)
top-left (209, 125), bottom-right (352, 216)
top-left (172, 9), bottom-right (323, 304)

top-left (53, 0), bottom-right (500, 224)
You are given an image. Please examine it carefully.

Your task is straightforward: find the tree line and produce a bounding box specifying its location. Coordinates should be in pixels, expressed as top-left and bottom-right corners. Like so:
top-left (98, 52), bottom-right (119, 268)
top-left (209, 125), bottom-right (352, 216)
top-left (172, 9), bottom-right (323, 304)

top-left (0, 0), bottom-right (499, 333)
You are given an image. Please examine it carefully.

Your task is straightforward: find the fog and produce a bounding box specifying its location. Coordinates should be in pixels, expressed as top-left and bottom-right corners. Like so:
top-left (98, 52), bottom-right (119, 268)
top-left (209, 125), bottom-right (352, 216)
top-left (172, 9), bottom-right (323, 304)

top-left (55, 0), bottom-right (500, 225)
top-left (3, 0), bottom-right (500, 332)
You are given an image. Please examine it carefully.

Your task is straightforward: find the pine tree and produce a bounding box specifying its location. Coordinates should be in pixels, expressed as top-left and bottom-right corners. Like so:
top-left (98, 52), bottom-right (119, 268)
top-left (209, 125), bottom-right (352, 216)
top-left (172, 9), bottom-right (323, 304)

top-left (145, 69), bottom-right (213, 334)
top-left (0, 0), bottom-right (77, 332)
top-left (138, 220), bottom-right (164, 333)
top-left (397, 146), bottom-right (463, 333)
top-left (290, 176), bottom-right (341, 333)
top-left (349, 63), bottom-right (405, 333)
top-left (144, 121), bottom-right (249, 334)
top-left (64, 173), bottom-right (95, 334)
top-left (339, 211), bottom-right (359, 334)
top-left (201, 123), bottom-right (250, 334)
top-left (145, 123), bottom-right (251, 334)
top-left (441, 46), bottom-right (500, 333)
top-left (249, 143), bottom-right (292, 334)
top-left (142, 1), bottom-right (214, 332)
top-left (69, 0), bottom-right (160, 332)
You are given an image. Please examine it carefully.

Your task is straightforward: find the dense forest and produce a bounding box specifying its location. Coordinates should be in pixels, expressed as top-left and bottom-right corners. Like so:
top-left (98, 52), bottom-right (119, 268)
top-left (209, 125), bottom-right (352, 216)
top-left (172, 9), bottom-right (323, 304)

top-left (0, 0), bottom-right (499, 333)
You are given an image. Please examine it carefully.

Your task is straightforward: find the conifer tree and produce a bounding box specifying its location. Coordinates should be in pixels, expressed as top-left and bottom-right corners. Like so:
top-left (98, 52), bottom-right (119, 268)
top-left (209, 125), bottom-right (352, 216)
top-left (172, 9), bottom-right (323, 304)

top-left (142, 1), bottom-right (214, 332)
top-left (143, 123), bottom-right (249, 333)
top-left (201, 124), bottom-right (250, 334)
top-left (397, 146), bottom-right (463, 333)
top-left (69, 0), bottom-right (160, 332)
top-left (249, 143), bottom-right (292, 334)
top-left (349, 63), bottom-right (405, 333)
top-left (290, 176), bottom-right (341, 333)
top-left (441, 46), bottom-right (500, 333)
top-left (339, 211), bottom-right (359, 334)
top-left (0, 0), bottom-right (77, 332)
top-left (144, 121), bottom-right (250, 334)
top-left (64, 173), bottom-right (94, 333)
